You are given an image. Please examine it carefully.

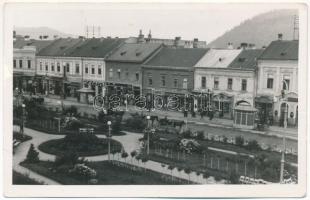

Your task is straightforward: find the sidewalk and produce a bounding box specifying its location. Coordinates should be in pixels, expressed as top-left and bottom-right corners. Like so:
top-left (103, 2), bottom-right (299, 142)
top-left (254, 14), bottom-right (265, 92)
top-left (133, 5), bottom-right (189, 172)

top-left (42, 96), bottom-right (298, 140)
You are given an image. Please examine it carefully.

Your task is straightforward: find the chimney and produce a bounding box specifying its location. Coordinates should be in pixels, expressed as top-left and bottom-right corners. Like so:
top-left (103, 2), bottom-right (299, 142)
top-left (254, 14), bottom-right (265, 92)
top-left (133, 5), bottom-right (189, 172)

top-left (240, 42), bottom-right (248, 49)
top-left (248, 43), bottom-right (256, 49)
top-left (13, 30), bottom-right (16, 38)
top-left (137, 29), bottom-right (144, 43)
top-left (193, 38), bottom-right (199, 48)
top-left (174, 36), bottom-right (181, 47)
top-left (227, 42), bottom-right (234, 49)
top-left (278, 33), bottom-right (283, 40)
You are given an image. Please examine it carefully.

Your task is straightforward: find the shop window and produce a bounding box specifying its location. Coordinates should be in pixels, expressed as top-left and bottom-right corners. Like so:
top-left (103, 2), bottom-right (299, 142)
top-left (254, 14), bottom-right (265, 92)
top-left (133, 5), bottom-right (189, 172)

top-left (201, 76), bottom-right (206, 89)
top-left (13, 59), bottom-right (16, 68)
top-left (227, 78), bottom-right (233, 90)
top-left (183, 78), bottom-right (188, 89)
top-left (27, 60), bottom-right (31, 69)
top-left (241, 79), bottom-right (247, 91)
top-left (214, 77), bottom-right (219, 89)
top-left (19, 60), bottom-right (23, 68)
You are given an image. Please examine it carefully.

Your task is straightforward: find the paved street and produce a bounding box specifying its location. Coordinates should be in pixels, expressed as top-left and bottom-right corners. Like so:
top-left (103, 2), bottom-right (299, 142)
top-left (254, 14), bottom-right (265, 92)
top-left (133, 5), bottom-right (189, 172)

top-left (42, 96), bottom-right (298, 153)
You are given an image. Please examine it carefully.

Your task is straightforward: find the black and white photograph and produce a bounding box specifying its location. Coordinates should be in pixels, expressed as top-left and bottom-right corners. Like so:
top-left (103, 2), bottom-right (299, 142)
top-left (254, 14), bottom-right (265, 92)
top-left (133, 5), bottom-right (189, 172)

top-left (2, 0), bottom-right (308, 198)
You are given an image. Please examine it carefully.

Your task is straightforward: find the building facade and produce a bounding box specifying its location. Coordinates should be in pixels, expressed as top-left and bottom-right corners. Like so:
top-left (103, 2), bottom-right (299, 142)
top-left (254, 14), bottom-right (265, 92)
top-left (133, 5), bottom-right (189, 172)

top-left (142, 47), bottom-right (208, 111)
top-left (256, 39), bottom-right (298, 127)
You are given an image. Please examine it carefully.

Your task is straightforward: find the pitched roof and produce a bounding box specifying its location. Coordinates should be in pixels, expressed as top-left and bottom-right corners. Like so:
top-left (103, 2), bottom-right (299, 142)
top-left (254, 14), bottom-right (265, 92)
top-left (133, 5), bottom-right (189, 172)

top-left (37, 38), bottom-right (84, 57)
top-left (194, 49), bottom-right (242, 68)
top-left (67, 38), bottom-right (125, 58)
top-left (143, 47), bottom-right (209, 69)
top-left (106, 43), bottom-right (161, 63)
top-left (13, 39), bottom-right (54, 52)
top-left (228, 49), bottom-right (264, 70)
top-left (259, 40), bottom-right (298, 60)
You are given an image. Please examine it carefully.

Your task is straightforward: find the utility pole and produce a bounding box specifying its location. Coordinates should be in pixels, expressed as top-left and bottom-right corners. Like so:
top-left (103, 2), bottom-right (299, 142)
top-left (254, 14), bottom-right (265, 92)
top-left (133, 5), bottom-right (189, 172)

top-left (280, 136), bottom-right (286, 183)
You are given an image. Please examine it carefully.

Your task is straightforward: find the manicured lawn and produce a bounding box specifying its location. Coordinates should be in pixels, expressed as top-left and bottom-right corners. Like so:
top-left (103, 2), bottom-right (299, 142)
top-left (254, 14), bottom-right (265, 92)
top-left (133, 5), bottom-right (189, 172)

top-left (38, 138), bottom-right (122, 157)
top-left (21, 160), bottom-right (191, 185)
top-left (13, 170), bottom-right (43, 185)
top-left (13, 132), bottom-right (32, 142)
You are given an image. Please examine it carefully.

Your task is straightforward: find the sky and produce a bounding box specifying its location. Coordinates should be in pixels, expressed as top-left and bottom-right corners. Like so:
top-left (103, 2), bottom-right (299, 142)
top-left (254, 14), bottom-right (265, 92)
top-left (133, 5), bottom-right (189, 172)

top-left (6, 2), bottom-right (299, 43)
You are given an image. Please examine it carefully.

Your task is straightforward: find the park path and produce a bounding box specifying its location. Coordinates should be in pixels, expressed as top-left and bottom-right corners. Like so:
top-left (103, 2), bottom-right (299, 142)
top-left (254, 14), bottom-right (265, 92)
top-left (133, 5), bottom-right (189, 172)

top-left (14, 127), bottom-right (225, 184)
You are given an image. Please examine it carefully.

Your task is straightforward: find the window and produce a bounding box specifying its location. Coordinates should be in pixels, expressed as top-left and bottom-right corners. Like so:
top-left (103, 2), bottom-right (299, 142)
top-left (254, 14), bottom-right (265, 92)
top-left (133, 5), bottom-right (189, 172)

top-left (40, 62), bottom-right (43, 71)
top-left (19, 60), bottom-right (23, 68)
top-left (51, 63), bottom-right (55, 71)
top-left (135, 73), bottom-right (139, 81)
top-left (161, 75), bottom-right (166, 87)
top-left (173, 78), bottom-right (178, 88)
top-left (57, 63), bottom-right (60, 72)
top-left (75, 64), bottom-right (79, 73)
top-left (91, 66), bottom-right (95, 75)
top-left (85, 66), bottom-right (88, 74)
top-left (27, 60), bottom-right (31, 69)
top-left (201, 76), bottom-right (206, 89)
top-left (117, 69), bottom-right (121, 79)
top-left (109, 68), bottom-right (113, 78)
top-left (267, 78), bottom-right (273, 89)
top-left (125, 71), bottom-right (129, 78)
top-left (214, 77), bottom-right (219, 89)
top-left (241, 79), bottom-right (247, 91)
top-left (227, 78), bottom-right (233, 90)
top-left (66, 64), bottom-right (70, 73)
top-left (148, 73), bottom-right (152, 86)
top-left (45, 62), bottom-right (48, 71)
top-left (13, 59), bottom-right (16, 68)
top-left (283, 76), bottom-right (290, 90)
top-left (98, 67), bottom-right (101, 75)
top-left (183, 78), bottom-right (188, 89)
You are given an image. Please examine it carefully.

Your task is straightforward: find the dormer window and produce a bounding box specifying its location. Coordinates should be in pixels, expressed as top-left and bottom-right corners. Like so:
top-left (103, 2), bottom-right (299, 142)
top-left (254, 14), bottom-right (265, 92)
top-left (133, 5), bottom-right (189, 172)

top-left (136, 52), bottom-right (142, 56)
top-left (219, 58), bottom-right (223, 62)
top-left (280, 52), bottom-right (287, 56)
top-left (238, 58), bottom-right (246, 62)
top-left (120, 51), bottom-right (126, 56)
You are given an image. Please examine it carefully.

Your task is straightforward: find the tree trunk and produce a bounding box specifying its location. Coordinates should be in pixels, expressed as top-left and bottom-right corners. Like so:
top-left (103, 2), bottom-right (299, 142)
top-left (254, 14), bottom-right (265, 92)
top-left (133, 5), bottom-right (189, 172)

top-left (217, 158), bottom-right (220, 170)
top-left (203, 154), bottom-right (206, 166)
top-left (254, 166), bottom-right (257, 179)
top-left (244, 162), bottom-right (247, 176)
top-left (226, 160), bottom-right (229, 172)
top-left (211, 157), bottom-right (213, 169)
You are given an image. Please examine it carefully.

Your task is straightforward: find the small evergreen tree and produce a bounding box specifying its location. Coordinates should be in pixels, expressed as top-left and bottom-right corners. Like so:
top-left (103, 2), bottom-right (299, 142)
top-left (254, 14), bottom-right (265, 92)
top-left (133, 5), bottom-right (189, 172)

top-left (25, 144), bottom-right (39, 163)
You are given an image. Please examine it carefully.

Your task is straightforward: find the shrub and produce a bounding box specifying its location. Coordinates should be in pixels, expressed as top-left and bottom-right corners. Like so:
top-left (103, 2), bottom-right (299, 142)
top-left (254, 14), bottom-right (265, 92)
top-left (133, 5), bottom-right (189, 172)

top-left (54, 151), bottom-right (79, 167)
top-left (69, 163), bottom-right (97, 180)
top-left (228, 172), bottom-right (239, 184)
top-left (196, 131), bottom-right (205, 140)
top-left (25, 144), bottom-right (39, 163)
top-left (235, 136), bottom-right (244, 147)
top-left (245, 140), bottom-right (261, 151)
top-left (124, 115), bottom-right (147, 132)
top-left (64, 105), bottom-right (79, 116)
top-left (66, 119), bottom-right (84, 131)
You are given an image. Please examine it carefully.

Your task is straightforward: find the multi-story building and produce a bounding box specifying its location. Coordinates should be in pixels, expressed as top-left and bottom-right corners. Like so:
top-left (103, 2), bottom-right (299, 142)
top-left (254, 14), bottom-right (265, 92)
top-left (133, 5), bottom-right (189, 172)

top-left (13, 38), bottom-right (53, 93)
top-left (105, 43), bottom-right (162, 101)
top-left (126, 30), bottom-right (207, 48)
top-left (193, 49), bottom-right (243, 119)
top-left (142, 47), bottom-right (208, 111)
top-left (256, 36), bottom-right (298, 127)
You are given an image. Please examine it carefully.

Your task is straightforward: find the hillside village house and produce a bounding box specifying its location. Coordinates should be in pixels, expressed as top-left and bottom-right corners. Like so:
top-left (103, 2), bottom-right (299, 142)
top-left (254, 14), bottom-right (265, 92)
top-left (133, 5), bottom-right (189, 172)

top-left (193, 49), bottom-right (243, 119)
top-left (142, 47), bottom-right (208, 111)
top-left (256, 37), bottom-right (298, 127)
top-left (105, 43), bottom-right (162, 103)
top-left (13, 38), bottom-right (53, 93)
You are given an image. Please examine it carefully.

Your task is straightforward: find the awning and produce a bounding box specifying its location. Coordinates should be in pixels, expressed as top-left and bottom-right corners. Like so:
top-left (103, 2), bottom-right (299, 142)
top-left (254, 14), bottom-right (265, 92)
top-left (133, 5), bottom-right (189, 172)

top-left (77, 87), bottom-right (95, 93)
top-left (234, 105), bottom-right (258, 112)
top-left (255, 96), bottom-right (273, 104)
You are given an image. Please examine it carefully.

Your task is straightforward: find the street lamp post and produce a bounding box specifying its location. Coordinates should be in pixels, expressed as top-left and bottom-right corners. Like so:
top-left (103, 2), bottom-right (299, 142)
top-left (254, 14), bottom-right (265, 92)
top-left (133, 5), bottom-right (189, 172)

top-left (146, 115), bottom-right (151, 155)
top-left (21, 104), bottom-right (26, 135)
top-left (107, 121), bottom-right (112, 161)
top-left (280, 136), bottom-right (286, 183)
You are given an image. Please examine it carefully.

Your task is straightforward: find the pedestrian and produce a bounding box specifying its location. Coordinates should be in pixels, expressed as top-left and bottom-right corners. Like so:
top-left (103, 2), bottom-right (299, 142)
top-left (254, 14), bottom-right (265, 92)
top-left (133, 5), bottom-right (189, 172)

top-left (200, 109), bottom-right (204, 119)
top-left (209, 109), bottom-right (214, 121)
